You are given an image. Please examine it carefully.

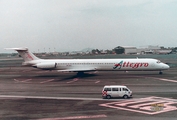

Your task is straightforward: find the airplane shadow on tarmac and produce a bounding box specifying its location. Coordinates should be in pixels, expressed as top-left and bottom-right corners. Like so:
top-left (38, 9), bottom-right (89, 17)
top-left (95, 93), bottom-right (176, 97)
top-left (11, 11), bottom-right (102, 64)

top-left (34, 73), bottom-right (98, 82)
top-left (56, 73), bottom-right (98, 82)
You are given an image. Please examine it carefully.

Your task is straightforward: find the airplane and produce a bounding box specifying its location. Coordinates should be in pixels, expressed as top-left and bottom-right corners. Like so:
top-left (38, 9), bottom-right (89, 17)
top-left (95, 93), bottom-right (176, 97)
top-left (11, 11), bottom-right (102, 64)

top-left (6, 47), bottom-right (169, 75)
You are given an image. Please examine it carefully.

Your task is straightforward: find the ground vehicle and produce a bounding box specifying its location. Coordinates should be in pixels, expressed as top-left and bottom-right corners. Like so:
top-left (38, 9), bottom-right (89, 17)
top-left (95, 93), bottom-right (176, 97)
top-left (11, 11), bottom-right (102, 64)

top-left (102, 85), bottom-right (132, 99)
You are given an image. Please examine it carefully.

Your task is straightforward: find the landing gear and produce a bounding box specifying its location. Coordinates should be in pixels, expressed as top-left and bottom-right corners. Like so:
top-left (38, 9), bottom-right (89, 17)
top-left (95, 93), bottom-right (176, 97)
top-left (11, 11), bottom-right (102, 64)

top-left (159, 71), bottom-right (163, 75)
top-left (77, 72), bottom-right (84, 76)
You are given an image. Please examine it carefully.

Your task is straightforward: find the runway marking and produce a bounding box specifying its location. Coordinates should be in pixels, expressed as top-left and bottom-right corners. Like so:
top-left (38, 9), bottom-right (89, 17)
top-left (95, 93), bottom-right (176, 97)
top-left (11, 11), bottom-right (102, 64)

top-left (38, 114), bottom-right (107, 120)
top-left (0, 95), bottom-right (107, 101)
top-left (14, 79), bottom-right (32, 83)
top-left (21, 79), bottom-right (32, 83)
top-left (40, 79), bottom-right (55, 84)
top-left (36, 71), bottom-right (50, 73)
top-left (155, 78), bottom-right (177, 83)
top-left (67, 78), bottom-right (79, 83)
top-left (136, 76), bottom-right (177, 83)
top-left (95, 80), bottom-right (100, 84)
top-left (93, 71), bottom-right (98, 73)
top-left (14, 79), bottom-right (20, 82)
top-left (22, 70), bottom-right (32, 72)
top-left (100, 96), bottom-right (177, 115)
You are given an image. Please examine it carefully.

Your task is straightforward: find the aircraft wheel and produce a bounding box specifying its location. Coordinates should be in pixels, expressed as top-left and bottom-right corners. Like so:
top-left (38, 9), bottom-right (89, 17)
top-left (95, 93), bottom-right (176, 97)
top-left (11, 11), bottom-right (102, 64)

top-left (77, 72), bottom-right (84, 76)
top-left (159, 71), bottom-right (163, 75)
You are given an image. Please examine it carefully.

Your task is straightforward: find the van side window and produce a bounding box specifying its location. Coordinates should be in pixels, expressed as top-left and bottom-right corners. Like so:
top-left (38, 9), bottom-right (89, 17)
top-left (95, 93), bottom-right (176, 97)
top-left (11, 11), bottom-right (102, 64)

top-left (123, 88), bottom-right (129, 91)
top-left (104, 88), bottom-right (111, 91)
top-left (112, 88), bottom-right (118, 91)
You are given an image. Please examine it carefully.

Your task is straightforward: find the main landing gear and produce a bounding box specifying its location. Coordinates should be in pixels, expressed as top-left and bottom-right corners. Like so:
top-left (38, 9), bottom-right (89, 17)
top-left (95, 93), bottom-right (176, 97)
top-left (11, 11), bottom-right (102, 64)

top-left (159, 71), bottom-right (163, 75)
top-left (77, 72), bottom-right (85, 76)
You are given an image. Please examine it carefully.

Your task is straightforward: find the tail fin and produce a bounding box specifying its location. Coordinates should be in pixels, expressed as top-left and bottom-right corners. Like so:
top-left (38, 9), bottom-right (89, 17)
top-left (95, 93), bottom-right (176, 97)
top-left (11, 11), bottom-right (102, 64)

top-left (5, 48), bottom-right (40, 62)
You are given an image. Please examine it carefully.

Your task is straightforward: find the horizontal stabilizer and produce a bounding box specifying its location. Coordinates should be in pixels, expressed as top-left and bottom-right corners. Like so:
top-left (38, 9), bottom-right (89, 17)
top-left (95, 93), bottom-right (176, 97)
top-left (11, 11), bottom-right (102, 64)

top-left (5, 47), bottom-right (28, 51)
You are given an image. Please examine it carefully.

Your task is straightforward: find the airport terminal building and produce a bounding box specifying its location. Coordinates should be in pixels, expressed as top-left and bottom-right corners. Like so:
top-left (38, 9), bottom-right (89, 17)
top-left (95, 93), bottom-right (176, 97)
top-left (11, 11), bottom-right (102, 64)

top-left (114, 46), bottom-right (137, 54)
top-left (114, 46), bottom-right (172, 55)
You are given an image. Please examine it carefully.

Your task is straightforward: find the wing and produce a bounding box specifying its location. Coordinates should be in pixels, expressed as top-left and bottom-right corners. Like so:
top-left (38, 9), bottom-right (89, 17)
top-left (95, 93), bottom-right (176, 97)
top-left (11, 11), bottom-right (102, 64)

top-left (57, 67), bottom-right (97, 72)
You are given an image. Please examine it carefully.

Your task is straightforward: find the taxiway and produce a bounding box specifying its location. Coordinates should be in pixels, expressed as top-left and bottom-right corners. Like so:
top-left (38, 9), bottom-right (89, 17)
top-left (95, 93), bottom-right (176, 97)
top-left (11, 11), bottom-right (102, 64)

top-left (0, 55), bottom-right (177, 120)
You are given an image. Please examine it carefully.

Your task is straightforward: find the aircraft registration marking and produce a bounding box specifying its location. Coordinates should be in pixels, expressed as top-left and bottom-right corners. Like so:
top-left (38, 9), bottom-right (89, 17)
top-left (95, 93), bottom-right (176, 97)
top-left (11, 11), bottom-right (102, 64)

top-left (100, 96), bottom-right (177, 115)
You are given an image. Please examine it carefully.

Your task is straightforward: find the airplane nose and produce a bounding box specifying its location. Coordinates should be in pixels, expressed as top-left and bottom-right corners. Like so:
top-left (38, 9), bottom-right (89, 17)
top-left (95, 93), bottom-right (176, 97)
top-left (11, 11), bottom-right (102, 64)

top-left (163, 64), bottom-right (170, 69)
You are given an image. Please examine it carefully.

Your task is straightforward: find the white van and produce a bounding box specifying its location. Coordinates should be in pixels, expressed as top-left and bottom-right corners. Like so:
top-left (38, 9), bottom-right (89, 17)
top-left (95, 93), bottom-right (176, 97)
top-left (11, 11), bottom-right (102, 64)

top-left (102, 85), bottom-right (132, 99)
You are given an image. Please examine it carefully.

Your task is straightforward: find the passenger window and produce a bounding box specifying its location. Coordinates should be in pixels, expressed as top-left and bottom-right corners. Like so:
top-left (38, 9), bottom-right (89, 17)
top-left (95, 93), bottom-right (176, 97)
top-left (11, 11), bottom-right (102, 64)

top-left (104, 88), bottom-right (111, 91)
top-left (112, 88), bottom-right (118, 91)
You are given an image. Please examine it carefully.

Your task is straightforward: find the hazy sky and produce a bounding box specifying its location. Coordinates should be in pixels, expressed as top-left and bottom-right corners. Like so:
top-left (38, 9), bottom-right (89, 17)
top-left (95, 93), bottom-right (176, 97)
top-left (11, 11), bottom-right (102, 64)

top-left (1, 0), bottom-right (177, 53)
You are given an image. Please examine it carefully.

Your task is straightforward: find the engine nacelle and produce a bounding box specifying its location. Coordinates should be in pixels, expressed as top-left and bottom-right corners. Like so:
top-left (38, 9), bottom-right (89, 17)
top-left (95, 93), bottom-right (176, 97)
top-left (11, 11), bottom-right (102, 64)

top-left (33, 62), bottom-right (57, 70)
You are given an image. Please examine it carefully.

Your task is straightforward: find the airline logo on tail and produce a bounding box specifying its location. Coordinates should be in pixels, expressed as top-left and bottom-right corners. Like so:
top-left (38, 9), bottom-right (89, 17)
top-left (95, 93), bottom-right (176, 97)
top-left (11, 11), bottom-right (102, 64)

top-left (26, 52), bottom-right (34, 60)
top-left (113, 61), bottom-right (149, 69)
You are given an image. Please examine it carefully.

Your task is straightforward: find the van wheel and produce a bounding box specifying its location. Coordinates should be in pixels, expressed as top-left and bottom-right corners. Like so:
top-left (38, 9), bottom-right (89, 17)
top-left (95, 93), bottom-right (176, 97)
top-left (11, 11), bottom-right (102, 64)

top-left (106, 95), bottom-right (111, 99)
top-left (123, 95), bottom-right (128, 99)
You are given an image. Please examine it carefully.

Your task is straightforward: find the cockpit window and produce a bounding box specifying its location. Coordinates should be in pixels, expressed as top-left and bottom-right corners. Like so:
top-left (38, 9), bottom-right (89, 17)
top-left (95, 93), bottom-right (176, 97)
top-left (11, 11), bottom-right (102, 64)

top-left (156, 60), bottom-right (161, 63)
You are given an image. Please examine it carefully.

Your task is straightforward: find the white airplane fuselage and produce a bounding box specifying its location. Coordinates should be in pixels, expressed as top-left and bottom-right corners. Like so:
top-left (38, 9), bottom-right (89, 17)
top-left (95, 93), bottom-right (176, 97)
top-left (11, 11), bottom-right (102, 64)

top-left (6, 48), bottom-right (170, 74)
top-left (25, 58), bottom-right (169, 72)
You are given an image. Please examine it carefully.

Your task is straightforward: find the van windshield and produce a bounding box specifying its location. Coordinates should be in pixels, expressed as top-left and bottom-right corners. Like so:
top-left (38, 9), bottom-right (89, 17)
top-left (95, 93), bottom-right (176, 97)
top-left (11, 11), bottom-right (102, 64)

top-left (123, 88), bottom-right (129, 91)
